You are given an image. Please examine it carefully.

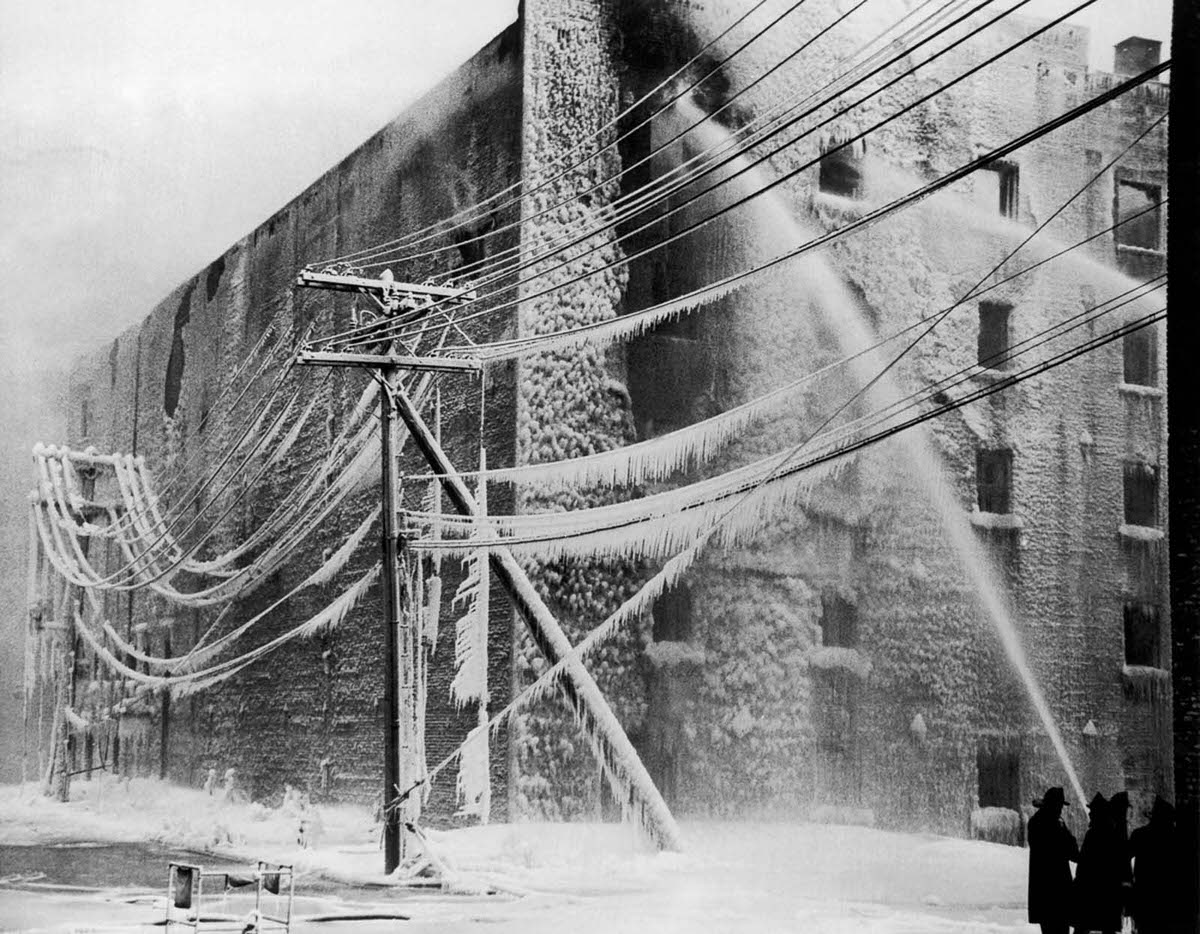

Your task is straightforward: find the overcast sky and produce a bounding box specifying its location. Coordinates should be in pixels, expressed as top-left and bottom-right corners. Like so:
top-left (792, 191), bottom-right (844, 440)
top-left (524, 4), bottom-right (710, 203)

top-left (0, 0), bottom-right (1171, 377)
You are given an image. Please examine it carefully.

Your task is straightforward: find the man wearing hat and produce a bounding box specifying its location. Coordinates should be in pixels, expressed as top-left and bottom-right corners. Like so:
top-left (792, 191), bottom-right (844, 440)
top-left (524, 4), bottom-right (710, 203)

top-left (1129, 795), bottom-right (1176, 934)
top-left (1073, 793), bottom-right (1122, 934)
top-left (1028, 786), bottom-right (1079, 934)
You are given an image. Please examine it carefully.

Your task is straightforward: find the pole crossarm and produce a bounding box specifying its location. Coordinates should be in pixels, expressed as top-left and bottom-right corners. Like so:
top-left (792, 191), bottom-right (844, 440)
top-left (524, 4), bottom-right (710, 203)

top-left (296, 270), bottom-right (477, 303)
top-left (295, 348), bottom-right (481, 373)
top-left (390, 384), bottom-right (685, 853)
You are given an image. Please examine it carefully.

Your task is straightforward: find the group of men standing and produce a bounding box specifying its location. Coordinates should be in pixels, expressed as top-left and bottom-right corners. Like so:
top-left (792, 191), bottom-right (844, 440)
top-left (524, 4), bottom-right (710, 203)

top-left (1029, 786), bottom-right (1180, 934)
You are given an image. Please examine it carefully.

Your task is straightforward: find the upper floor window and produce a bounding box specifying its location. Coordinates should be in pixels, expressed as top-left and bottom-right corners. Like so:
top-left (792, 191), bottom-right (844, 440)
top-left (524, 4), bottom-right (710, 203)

top-left (820, 592), bottom-right (859, 648)
top-left (977, 449), bottom-right (1014, 515)
top-left (978, 302), bottom-right (1013, 370)
top-left (1115, 180), bottom-right (1162, 251)
top-left (1123, 461), bottom-right (1159, 527)
top-left (1124, 324), bottom-right (1158, 387)
top-left (1124, 602), bottom-right (1162, 668)
top-left (976, 160), bottom-right (1019, 218)
top-left (819, 136), bottom-right (866, 199)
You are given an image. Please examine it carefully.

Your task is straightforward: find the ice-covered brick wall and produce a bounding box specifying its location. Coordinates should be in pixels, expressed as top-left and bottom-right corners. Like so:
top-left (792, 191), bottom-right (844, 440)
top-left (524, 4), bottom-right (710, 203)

top-left (62, 22), bottom-right (525, 823)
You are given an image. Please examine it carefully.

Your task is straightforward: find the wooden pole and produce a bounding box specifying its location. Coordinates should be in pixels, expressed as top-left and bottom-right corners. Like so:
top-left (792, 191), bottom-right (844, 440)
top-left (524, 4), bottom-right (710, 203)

top-left (391, 383), bottom-right (683, 852)
top-left (380, 368), bottom-right (406, 873)
top-left (1168, 4), bottom-right (1200, 928)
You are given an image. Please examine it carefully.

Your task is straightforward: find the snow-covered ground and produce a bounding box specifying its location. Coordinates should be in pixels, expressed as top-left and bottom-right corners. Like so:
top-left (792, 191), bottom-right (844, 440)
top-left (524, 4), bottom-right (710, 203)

top-left (0, 778), bottom-right (1035, 932)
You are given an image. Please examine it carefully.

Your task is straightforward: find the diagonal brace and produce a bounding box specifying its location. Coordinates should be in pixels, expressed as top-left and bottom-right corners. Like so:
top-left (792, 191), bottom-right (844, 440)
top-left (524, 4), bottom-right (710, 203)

top-left (391, 384), bottom-right (683, 851)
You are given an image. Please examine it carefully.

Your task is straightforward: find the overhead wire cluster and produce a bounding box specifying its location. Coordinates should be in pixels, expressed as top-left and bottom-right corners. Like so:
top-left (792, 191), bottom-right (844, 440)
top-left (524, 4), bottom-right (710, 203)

top-left (27, 0), bottom-right (1170, 819)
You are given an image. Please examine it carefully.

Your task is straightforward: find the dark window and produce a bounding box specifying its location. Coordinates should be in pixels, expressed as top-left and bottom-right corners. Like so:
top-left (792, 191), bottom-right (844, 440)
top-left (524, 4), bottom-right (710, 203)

top-left (1123, 324), bottom-right (1158, 386)
top-left (1124, 602), bottom-right (1162, 667)
top-left (1124, 462), bottom-right (1159, 527)
top-left (820, 592), bottom-right (858, 648)
top-left (652, 583), bottom-right (692, 642)
top-left (978, 161), bottom-right (1019, 218)
top-left (819, 137), bottom-right (865, 199)
top-left (80, 399), bottom-right (91, 438)
top-left (977, 449), bottom-right (1013, 514)
top-left (978, 747), bottom-right (1020, 809)
top-left (978, 302), bottom-right (1013, 369)
top-left (1115, 180), bottom-right (1162, 251)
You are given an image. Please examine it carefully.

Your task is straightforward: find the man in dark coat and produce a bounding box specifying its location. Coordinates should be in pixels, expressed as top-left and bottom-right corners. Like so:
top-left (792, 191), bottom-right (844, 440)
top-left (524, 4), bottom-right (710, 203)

top-left (1073, 793), bottom-right (1122, 934)
top-left (1129, 795), bottom-right (1176, 934)
top-left (1108, 791), bottom-right (1133, 927)
top-left (1028, 786), bottom-right (1079, 934)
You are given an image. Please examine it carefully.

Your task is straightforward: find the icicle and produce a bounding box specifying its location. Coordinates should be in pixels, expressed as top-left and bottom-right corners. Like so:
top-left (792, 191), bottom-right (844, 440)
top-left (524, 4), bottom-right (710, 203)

top-left (454, 721), bottom-right (491, 823)
top-left (411, 446), bottom-right (856, 563)
top-left (264, 392), bottom-right (319, 468)
top-left (424, 574), bottom-right (442, 656)
top-left (303, 505), bottom-right (381, 588)
top-left (295, 564), bottom-right (380, 638)
top-left (449, 451), bottom-right (490, 707)
top-left (63, 706), bottom-right (90, 732)
top-left (413, 353), bottom-right (861, 491)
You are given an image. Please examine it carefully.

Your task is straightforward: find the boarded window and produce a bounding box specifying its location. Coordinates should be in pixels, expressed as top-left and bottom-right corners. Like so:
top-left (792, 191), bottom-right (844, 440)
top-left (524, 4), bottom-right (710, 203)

top-left (819, 138), bottom-right (865, 199)
top-left (976, 161), bottom-right (1019, 218)
top-left (1124, 462), bottom-right (1159, 527)
top-left (977, 449), bottom-right (1013, 514)
top-left (1124, 602), bottom-right (1162, 667)
top-left (652, 583), bottom-right (692, 642)
top-left (1123, 324), bottom-right (1158, 386)
top-left (820, 592), bottom-right (858, 648)
top-left (978, 302), bottom-right (1012, 369)
top-left (978, 747), bottom-right (1020, 810)
top-left (1115, 180), bottom-right (1162, 251)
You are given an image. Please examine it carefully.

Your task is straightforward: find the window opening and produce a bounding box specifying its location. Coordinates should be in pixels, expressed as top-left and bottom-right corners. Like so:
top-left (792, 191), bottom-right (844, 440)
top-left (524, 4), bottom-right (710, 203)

top-left (1123, 324), bottom-right (1158, 386)
top-left (978, 302), bottom-right (1013, 370)
top-left (820, 592), bottom-right (858, 648)
top-left (977, 449), bottom-right (1013, 514)
top-left (978, 747), bottom-right (1020, 810)
top-left (819, 137), bottom-right (866, 199)
top-left (1123, 462), bottom-right (1159, 527)
top-left (1124, 601), bottom-right (1162, 668)
top-left (1115, 180), bottom-right (1162, 251)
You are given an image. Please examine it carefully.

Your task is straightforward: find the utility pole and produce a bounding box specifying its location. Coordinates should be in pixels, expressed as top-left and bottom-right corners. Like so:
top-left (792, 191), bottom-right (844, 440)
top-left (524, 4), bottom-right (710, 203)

top-left (1168, 3), bottom-right (1200, 930)
top-left (379, 365), bottom-right (406, 872)
top-left (296, 265), bottom-right (684, 868)
top-left (296, 268), bottom-right (478, 874)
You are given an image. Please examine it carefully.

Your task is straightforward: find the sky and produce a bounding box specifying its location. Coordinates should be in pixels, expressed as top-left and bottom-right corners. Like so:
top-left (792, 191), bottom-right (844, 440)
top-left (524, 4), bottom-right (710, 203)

top-left (0, 0), bottom-right (1173, 764)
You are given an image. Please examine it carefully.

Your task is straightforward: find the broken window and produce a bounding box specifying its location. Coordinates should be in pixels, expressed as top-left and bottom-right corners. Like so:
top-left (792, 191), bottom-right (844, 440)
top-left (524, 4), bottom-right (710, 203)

top-left (977, 449), bottom-right (1013, 514)
top-left (1123, 324), bottom-right (1158, 386)
top-left (976, 161), bottom-right (1019, 218)
top-left (1123, 462), bottom-right (1159, 527)
top-left (819, 136), bottom-right (866, 199)
top-left (820, 592), bottom-right (858, 648)
top-left (978, 747), bottom-right (1020, 810)
top-left (978, 302), bottom-right (1013, 370)
top-left (1124, 601), bottom-right (1162, 668)
top-left (1115, 180), bottom-right (1162, 251)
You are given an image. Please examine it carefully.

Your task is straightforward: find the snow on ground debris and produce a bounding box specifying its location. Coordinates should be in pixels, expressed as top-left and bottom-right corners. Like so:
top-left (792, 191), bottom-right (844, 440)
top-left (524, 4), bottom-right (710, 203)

top-left (0, 778), bottom-right (1035, 932)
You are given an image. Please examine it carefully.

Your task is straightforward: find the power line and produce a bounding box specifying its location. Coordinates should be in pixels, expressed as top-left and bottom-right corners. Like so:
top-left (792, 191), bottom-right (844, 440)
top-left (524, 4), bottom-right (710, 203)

top-left (369, 55), bottom-right (1166, 350)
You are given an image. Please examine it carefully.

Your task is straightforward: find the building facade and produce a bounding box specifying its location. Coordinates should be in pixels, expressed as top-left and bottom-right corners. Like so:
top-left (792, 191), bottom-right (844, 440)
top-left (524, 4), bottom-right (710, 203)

top-left (48, 0), bottom-right (1169, 842)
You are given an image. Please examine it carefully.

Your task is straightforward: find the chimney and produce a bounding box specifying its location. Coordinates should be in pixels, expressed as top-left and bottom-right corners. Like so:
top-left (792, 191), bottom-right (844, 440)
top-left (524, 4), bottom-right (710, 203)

top-left (1113, 36), bottom-right (1162, 77)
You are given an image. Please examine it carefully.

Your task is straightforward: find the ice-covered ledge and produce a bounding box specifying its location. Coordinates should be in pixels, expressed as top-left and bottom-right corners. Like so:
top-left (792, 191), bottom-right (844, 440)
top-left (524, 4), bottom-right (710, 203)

top-left (1117, 382), bottom-right (1163, 399)
top-left (969, 510), bottom-right (1024, 530)
top-left (1119, 523), bottom-right (1164, 542)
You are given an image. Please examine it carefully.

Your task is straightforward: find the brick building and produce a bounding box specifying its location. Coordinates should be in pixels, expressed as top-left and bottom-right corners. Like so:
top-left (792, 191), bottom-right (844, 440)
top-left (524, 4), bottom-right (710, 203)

top-left (48, 0), bottom-right (1168, 842)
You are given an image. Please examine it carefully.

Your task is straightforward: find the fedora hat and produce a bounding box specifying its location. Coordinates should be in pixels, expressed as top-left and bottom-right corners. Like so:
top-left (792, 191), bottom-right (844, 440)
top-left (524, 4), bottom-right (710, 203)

top-left (1033, 787), bottom-right (1069, 808)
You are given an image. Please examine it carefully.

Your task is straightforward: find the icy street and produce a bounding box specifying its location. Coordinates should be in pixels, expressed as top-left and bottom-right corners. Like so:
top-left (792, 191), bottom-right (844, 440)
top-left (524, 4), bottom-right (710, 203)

top-left (0, 778), bottom-right (1035, 933)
